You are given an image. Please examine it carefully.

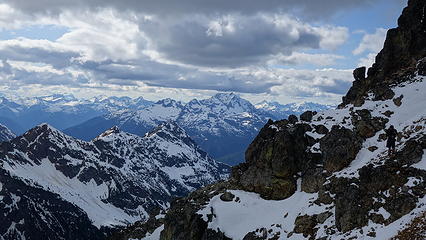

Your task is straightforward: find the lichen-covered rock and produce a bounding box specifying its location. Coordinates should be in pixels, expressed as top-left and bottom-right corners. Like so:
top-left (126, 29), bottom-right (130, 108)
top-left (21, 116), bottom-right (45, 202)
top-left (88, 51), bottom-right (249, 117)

top-left (157, 181), bottom-right (237, 240)
top-left (301, 168), bottom-right (325, 193)
top-left (320, 126), bottom-right (363, 172)
top-left (418, 57), bottom-right (426, 76)
top-left (353, 67), bottom-right (366, 81)
top-left (393, 95), bottom-right (404, 106)
top-left (351, 109), bottom-right (388, 139)
top-left (288, 115), bottom-right (298, 124)
top-left (232, 120), bottom-right (317, 200)
top-left (314, 124), bottom-right (329, 134)
top-left (294, 215), bottom-right (317, 237)
top-left (300, 111), bottom-right (315, 122)
top-left (332, 179), bottom-right (369, 232)
top-left (316, 211), bottom-right (333, 224)
top-left (220, 191), bottom-right (235, 202)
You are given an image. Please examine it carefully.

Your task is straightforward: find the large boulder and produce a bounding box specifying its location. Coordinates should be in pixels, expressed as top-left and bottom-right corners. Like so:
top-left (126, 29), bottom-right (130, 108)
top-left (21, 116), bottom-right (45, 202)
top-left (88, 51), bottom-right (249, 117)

top-left (300, 111), bottom-right (315, 122)
top-left (351, 109), bottom-right (388, 139)
top-left (320, 126), bottom-right (363, 172)
top-left (232, 120), bottom-right (317, 200)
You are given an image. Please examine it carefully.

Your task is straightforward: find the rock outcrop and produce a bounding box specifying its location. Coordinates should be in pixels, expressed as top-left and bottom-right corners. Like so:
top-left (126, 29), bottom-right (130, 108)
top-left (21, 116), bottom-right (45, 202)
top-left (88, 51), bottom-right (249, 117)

top-left (232, 120), bottom-right (317, 200)
top-left (341, 0), bottom-right (426, 107)
top-left (320, 125), bottom-right (363, 172)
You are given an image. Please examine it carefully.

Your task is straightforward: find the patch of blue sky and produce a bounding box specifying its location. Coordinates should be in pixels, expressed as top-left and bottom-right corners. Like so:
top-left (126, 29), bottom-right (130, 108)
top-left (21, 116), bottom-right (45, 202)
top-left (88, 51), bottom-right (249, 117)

top-left (0, 24), bottom-right (69, 41)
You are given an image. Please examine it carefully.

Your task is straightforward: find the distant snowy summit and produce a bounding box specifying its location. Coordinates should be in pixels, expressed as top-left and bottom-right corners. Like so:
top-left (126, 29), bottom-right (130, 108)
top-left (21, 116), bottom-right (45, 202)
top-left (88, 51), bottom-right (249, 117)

top-left (0, 122), bottom-right (229, 239)
top-left (255, 100), bottom-right (334, 120)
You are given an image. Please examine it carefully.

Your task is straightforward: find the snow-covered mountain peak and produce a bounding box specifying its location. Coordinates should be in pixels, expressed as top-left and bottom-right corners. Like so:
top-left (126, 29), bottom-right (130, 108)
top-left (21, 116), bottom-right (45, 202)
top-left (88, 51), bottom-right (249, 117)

top-left (156, 98), bottom-right (183, 108)
top-left (212, 92), bottom-right (239, 104)
top-left (94, 125), bottom-right (122, 141)
top-left (18, 123), bottom-right (87, 154)
top-left (147, 121), bottom-right (188, 140)
top-left (26, 123), bottom-right (62, 137)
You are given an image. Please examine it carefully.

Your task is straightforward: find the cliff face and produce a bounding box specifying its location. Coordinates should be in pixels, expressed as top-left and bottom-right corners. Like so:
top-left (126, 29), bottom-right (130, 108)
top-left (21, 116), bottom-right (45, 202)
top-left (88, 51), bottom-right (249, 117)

top-left (342, 0), bottom-right (426, 107)
top-left (111, 0), bottom-right (426, 239)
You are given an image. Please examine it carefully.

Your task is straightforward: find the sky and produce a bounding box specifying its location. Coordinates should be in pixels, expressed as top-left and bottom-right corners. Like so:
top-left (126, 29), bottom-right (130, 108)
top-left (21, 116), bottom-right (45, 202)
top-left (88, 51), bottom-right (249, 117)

top-left (0, 0), bottom-right (407, 104)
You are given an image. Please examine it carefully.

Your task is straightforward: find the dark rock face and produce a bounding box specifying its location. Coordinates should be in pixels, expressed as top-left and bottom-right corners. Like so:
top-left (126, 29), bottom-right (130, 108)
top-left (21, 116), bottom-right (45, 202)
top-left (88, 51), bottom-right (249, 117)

top-left (220, 191), bottom-right (235, 202)
top-left (109, 212), bottom-right (164, 240)
top-left (418, 57), bottom-right (426, 75)
top-left (353, 67), bottom-right (366, 81)
top-left (232, 120), bottom-right (317, 200)
top-left (288, 115), bottom-right (298, 124)
top-left (341, 0), bottom-right (426, 106)
top-left (301, 168), bottom-right (325, 193)
top-left (320, 126), bottom-right (363, 172)
top-left (159, 182), bottom-right (235, 240)
top-left (300, 111), bottom-right (315, 122)
top-left (314, 124), bottom-right (329, 134)
top-left (333, 180), bottom-right (369, 232)
top-left (294, 215), bottom-right (317, 237)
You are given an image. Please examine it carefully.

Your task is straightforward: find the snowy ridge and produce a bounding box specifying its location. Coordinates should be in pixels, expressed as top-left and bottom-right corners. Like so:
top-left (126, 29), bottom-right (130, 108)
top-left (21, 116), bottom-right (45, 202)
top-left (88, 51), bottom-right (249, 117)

top-left (255, 100), bottom-right (334, 120)
top-left (0, 122), bottom-right (229, 233)
top-left (0, 124), bottom-right (15, 142)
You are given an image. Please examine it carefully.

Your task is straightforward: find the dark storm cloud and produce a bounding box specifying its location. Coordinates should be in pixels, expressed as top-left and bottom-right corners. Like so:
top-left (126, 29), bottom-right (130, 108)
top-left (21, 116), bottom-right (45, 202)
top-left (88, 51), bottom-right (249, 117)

top-left (0, 39), bottom-right (80, 69)
top-left (141, 14), bottom-right (330, 68)
top-left (3, 0), bottom-right (378, 19)
top-left (0, 60), bottom-right (88, 87)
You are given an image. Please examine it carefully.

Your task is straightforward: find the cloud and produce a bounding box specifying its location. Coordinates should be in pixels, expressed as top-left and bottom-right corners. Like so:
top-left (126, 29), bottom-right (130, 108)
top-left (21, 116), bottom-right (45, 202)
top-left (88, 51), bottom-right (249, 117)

top-left (353, 28), bottom-right (387, 55)
top-left (357, 52), bottom-right (377, 68)
top-left (0, 38), bottom-right (80, 68)
top-left (270, 52), bottom-right (344, 67)
top-left (0, 1), bottom-right (358, 104)
top-left (141, 14), bottom-right (348, 68)
top-left (3, 0), bottom-right (379, 20)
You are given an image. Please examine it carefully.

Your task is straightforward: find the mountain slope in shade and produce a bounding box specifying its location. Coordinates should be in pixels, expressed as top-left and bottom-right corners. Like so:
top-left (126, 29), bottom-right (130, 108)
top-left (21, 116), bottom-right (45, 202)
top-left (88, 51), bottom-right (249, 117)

top-left (0, 168), bottom-right (105, 240)
top-left (0, 124), bottom-right (15, 142)
top-left (0, 122), bottom-right (229, 239)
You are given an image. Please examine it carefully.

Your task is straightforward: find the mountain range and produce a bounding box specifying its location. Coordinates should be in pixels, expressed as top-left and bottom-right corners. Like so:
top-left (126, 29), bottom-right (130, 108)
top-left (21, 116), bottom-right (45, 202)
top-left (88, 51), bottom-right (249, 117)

top-left (0, 122), bottom-right (229, 239)
top-left (0, 92), bottom-right (333, 165)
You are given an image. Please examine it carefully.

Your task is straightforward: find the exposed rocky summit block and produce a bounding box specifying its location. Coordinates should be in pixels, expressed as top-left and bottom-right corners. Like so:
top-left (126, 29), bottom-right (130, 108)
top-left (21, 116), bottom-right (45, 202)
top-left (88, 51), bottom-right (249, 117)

top-left (232, 119), bottom-right (317, 200)
top-left (320, 126), bottom-right (363, 172)
top-left (300, 111), bottom-right (316, 122)
top-left (341, 0), bottom-right (426, 107)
